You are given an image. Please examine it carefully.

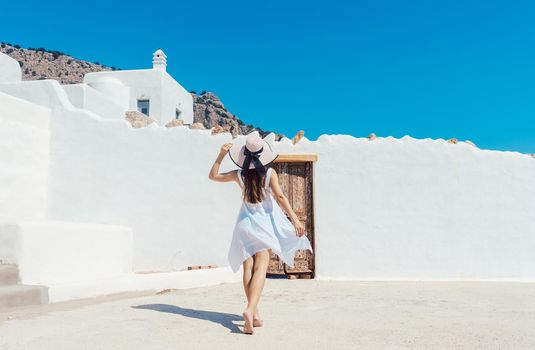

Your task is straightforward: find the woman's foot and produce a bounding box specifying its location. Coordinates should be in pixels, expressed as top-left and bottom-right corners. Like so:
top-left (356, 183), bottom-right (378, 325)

top-left (253, 313), bottom-right (263, 327)
top-left (242, 310), bottom-right (254, 335)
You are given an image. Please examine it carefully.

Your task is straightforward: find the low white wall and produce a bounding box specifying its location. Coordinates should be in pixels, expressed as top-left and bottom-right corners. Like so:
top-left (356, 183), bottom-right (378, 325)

top-left (47, 267), bottom-right (241, 303)
top-left (45, 105), bottom-right (535, 280)
top-left (0, 220), bottom-right (133, 285)
top-left (63, 84), bottom-right (126, 120)
top-left (0, 79), bottom-right (74, 110)
top-left (0, 92), bottom-right (51, 221)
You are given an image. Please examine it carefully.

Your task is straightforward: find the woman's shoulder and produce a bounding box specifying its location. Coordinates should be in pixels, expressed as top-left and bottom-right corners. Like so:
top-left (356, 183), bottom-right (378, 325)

top-left (265, 167), bottom-right (276, 187)
top-left (267, 167), bottom-right (277, 179)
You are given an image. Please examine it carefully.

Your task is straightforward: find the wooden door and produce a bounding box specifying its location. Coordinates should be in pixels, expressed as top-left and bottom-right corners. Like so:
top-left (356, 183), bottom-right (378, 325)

top-left (267, 160), bottom-right (315, 278)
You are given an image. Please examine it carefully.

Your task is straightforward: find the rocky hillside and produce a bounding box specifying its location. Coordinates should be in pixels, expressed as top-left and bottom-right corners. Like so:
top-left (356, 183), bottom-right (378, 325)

top-left (0, 42), bottom-right (115, 84)
top-left (191, 91), bottom-right (283, 138)
top-left (0, 42), bottom-right (282, 139)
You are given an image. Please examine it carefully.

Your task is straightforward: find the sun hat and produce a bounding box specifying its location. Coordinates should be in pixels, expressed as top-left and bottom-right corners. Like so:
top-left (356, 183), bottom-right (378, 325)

top-left (228, 131), bottom-right (278, 176)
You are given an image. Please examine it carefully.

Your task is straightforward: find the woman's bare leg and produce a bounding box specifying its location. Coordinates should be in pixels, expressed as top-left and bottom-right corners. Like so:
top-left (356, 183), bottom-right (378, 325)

top-left (242, 257), bottom-right (253, 297)
top-left (242, 257), bottom-right (262, 327)
top-left (242, 250), bottom-right (270, 334)
top-left (250, 255), bottom-right (264, 327)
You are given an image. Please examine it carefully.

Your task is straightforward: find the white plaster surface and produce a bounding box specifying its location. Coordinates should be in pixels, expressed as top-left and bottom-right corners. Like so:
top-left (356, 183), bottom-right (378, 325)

top-left (62, 84), bottom-right (126, 120)
top-left (0, 53), bottom-right (22, 83)
top-left (86, 76), bottom-right (130, 109)
top-left (0, 221), bottom-right (133, 285)
top-left (273, 135), bottom-right (535, 280)
top-left (0, 93), bottom-right (51, 221)
top-left (0, 80), bottom-right (74, 109)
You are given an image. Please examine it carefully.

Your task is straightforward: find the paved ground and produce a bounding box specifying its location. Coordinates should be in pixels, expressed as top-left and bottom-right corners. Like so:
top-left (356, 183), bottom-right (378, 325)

top-left (1, 280), bottom-right (535, 349)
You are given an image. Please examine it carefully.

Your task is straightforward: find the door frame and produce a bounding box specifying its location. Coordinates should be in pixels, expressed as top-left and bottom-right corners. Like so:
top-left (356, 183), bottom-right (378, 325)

top-left (273, 153), bottom-right (318, 278)
top-left (274, 154), bottom-right (318, 163)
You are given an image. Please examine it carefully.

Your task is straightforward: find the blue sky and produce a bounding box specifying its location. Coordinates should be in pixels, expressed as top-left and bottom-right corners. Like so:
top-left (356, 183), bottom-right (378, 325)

top-left (2, 0), bottom-right (534, 152)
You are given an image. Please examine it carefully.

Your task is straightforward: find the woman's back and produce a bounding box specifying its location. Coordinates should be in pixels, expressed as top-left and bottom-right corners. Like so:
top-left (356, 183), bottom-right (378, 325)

top-left (237, 167), bottom-right (274, 205)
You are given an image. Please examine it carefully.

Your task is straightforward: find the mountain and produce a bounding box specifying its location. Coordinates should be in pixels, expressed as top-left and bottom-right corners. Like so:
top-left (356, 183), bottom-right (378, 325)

top-left (0, 42), bottom-right (283, 139)
top-left (191, 91), bottom-right (283, 138)
top-left (0, 42), bottom-right (115, 84)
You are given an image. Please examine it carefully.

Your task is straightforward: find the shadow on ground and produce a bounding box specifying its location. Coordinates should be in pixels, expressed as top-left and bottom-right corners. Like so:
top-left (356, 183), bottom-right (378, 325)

top-left (132, 304), bottom-right (243, 333)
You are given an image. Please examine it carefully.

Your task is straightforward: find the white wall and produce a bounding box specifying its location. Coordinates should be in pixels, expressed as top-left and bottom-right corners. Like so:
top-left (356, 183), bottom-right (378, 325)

top-left (161, 72), bottom-right (194, 125)
top-left (63, 84), bottom-right (126, 120)
top-left (84, 69), bottom-right (193, 125)
top-left (0, 92), bottom-right (51, 221)
top-left (44, 106), bottom-right (535, 280)
top-left (0, 52), bottom-right (22, 83)
top-left (273, 135), bottom-right (535, 281)
top-left (86, 77), bottom-right (130, 109)
top-left (1, 73), bottom-right (534, 280)
top-left (46, 107), bottom-right (240, 271)
top-left (0, 79), bottom-right (74, 110)
top-left (0, 221), bottom-right (133, 285)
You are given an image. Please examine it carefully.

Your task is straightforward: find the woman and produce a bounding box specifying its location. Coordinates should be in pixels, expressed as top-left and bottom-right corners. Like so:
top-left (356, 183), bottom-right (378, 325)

top-left (208, 131), bottom-right (313, 335)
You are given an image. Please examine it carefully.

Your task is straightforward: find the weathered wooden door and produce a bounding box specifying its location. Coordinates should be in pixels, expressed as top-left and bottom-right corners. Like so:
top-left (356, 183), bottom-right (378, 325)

top-left (267, 158), bottom-right (315, 278)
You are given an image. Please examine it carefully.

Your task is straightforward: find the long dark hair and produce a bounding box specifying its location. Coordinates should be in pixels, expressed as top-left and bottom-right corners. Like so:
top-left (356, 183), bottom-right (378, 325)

top-left (241, 168), bottom-right (269, 204)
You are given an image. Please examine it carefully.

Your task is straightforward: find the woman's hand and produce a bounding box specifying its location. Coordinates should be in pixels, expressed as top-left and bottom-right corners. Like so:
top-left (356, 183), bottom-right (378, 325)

top-left (292, 220), bottom-right (306, 237)
top-left (219, 143), bottom-right (233, 156)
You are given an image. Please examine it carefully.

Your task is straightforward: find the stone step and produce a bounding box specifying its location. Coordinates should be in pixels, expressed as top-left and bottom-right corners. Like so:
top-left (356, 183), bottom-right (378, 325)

top-left (0, 265), bottom-right (19, 286)
top-left (0, 285), bottom-right (48, 310)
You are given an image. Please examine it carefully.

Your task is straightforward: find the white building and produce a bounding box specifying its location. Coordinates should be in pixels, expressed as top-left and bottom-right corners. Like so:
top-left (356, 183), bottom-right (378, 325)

top-left (83, 49), bottom-right (194, 125)
top-left (0, 49), bottom-right (193, 125)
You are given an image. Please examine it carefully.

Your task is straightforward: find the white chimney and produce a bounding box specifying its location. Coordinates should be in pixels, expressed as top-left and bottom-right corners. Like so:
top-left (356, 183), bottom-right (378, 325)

top-left (152, 49), bottom-right (167, 71)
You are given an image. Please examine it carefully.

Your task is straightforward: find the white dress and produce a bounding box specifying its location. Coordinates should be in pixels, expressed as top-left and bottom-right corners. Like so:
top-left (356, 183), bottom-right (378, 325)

top-left (228, 167), bottom-right (313, 273)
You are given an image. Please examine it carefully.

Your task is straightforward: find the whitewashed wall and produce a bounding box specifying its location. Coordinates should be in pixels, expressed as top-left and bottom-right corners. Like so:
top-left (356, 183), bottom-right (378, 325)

top-left (44, 107), bottom-right (535, 280)
top-left (47, 108), bottom-right (240, 271)
top-left (0, 92), bottom-right (51, 220)
top-left (160, 72), bottom-right (194, 125)
top-left (63, 84), bottom-right (126, 120)
top-left (0, 221), bottom-right (133, 285)
top-left (86, 77), bottom-right (130, 110)
top-left (0, 79), bottom-right (74, 110)
top-left (0, 53), bottom-right (22, 83)
top-left (274, 136), bottom-right (535, 281)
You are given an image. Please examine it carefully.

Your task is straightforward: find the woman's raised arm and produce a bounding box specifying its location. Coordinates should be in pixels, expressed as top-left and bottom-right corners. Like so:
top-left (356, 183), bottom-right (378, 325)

top-left (208, 143), bottom-right (239, 184)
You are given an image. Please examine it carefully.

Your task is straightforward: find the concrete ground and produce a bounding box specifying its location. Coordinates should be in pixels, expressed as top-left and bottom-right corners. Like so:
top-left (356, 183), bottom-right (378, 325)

top-left (1, 280), bottom-right (535, 349)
